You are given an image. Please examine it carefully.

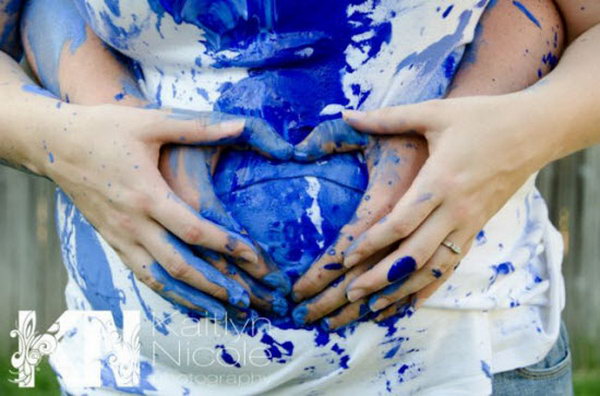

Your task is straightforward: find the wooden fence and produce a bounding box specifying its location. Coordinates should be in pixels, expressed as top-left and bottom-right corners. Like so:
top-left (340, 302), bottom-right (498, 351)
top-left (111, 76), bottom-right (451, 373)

top-left (1, 146), bottom-right (599, 369)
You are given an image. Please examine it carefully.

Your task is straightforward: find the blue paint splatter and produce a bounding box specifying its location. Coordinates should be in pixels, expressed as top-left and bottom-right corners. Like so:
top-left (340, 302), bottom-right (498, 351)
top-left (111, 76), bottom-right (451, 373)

top-left (387, 256), bottom-right (417, 283)
top-left (512, 1), bottom-right (541, 28)
top-left (481, 360), bottom-right (492, 378)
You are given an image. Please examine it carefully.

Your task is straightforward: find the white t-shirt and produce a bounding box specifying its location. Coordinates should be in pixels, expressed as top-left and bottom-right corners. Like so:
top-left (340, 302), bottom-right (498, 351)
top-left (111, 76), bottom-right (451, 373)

top-left (51, 0), bottom-right (564, 394)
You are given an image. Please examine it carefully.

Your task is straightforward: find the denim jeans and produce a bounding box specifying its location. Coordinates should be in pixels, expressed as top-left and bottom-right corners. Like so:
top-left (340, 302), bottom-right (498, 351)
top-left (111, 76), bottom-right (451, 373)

top-left (493, 322), bottom-right (573, 396)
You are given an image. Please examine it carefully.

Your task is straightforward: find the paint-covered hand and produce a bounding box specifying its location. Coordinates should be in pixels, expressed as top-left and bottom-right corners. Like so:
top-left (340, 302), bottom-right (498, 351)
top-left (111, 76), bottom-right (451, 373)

top-left (169, 109), bottom-right (294, 161)
top-left (43, 103), bottom-right (289, 319)
top-left (335, 96), bottom-right (545, 321)
top-left (291, 131), bottom-right (428, 329)
top-left (293, 119), bottom-right (370, 162)
top-left (159, 145), bottom-right (289, 315)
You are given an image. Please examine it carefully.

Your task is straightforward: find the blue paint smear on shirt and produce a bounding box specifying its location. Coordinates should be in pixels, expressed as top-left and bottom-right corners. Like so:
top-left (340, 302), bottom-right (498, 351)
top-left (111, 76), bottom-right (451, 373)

top-left (56, 191), bottom-right (125, 329)
top-left (481, 360), bottom-right (492, 378)
top-left (101, 358), bottom-right (157, 393)
top-left (128, 272), bottom-right (171, 335)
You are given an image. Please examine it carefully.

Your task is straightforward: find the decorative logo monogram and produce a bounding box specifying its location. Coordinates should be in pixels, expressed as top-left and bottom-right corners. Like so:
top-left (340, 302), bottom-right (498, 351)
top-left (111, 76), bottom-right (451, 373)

top-left (9, 311), bottom-right (59, 388)
top-left (9, 310), bottom-right (141, 389)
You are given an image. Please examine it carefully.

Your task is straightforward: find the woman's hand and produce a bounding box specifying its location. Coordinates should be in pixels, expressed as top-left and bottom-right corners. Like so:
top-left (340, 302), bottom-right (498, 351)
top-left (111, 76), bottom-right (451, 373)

top-left (290, 119), bottom-right (428, 328)
top-left (337, 94), bottom-right (550, 320)
top-left (43, 102), bottom-right (293, 318)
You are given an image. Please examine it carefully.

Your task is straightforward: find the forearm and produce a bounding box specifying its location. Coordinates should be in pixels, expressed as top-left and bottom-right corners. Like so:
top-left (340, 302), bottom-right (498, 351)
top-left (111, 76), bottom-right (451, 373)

top-left (0, 51), bottom-right (77, 176)
top-left (514, 23), bottom-right (600, 165)
top-left (448, 0), bottom-right (563, 97)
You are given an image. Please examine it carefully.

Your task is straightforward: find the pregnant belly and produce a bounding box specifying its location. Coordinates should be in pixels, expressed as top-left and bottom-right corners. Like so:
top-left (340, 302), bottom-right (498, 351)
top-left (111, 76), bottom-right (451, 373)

top-left (214, 150), bottom-right (368, 282)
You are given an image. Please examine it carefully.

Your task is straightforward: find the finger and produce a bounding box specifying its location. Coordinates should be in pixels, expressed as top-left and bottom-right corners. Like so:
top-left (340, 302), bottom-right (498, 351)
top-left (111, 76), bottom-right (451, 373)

top-left (143, 228), bottom-right (251, 308)
top-left (148, 178), bottom-right (259, 263)
top-left (320, 298), bottom-right (372, 332)
top-left (123, 246), bottom-right (228, 320)
top-left (345, 210), bottom-right (453, 303)
top-left (292, 138), bottom-right (426, 302)
top-left (159, 146), bottom-right (242, 232)
top-left (158, 147), bottom-right (290, 290)
top-left (293, 119), bottom-right (370, 162)
top-left (292, 261), bottom-right (373, 326)
top-left (149, 109), bottom-right (246, 144)
top-left (368, 231), bottom-right (471, 312)
top-left (239, 117), bottom-right (294, 160)
top-left (197, 247), bottom-right (288, 316)
top-left (342, 101), bottom-right (442, 135)
top-left (373, 297), bottom-right (413, 323)
top-left (344, 165), bottom-right (442, 268)
top-left (413, 264), bottom-right (455, 310)
top-left (164, 110), bottom-right (293, 160)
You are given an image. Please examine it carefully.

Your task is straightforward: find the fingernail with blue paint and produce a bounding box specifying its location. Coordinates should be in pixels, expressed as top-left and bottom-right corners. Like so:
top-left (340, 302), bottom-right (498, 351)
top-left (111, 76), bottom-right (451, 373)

top-left (292, 304), bottom-right (309, 327)
top-left (271, 293), bottom-right (289, 317)
top-left (263, 270), bottom-right (292, 295)
top-left (387, 256), bottom-right (417, 282)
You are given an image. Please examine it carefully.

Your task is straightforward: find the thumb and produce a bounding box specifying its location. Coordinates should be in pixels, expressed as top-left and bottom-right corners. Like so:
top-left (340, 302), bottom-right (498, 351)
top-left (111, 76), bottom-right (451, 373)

top-left (342, 101), bottom-right (441, 135)
top-left (235, 117), bottom-right (294, 161)
top-left (294, 119), bottom-right (370, 162)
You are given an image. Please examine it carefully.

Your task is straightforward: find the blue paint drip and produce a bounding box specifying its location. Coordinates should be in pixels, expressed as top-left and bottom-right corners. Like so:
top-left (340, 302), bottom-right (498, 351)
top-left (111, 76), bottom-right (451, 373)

top-left (512, 1), bottom-right (541, 28)
top-left (442, 5), bottom-right (454, 19)
top-left (488, 261), bottom-right (516, 287)
top-left (216, 345), bottom-right (241, 368)
top-left (481, 360), bottom-right (492, 378)
top-left (323, 263), bottom-right (343, 270)
top-left (476, 230), bottom-right (487, 245)
top-left (260, 332), bottom-right (294, 363)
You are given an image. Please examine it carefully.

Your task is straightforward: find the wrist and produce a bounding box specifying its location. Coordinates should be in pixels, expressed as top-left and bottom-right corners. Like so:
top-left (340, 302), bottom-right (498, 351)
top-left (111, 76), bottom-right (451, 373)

top-left (498, 90), bottom-right (565, 172)
top-left (14, 101), bottom-right (84, 179)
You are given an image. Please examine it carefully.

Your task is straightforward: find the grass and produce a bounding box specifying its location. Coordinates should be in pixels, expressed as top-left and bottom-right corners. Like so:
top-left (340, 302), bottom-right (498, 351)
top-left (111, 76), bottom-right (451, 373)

top-left (1, 358), bottom-right (599, 395)
top-left (1, 360), bottom-right (61, 396)
top-left (574, 370), bottom-right (600, 396)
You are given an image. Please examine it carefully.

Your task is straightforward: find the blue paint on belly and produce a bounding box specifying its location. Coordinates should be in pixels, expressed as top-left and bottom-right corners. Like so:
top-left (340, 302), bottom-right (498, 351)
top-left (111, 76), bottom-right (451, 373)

top-left (205, 1), bottom-right (384, 288)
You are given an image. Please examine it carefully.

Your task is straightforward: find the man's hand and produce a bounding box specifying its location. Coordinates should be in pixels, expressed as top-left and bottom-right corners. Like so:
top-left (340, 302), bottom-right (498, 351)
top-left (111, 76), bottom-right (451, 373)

top-left (43, 102), bottom-right (293, 318)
